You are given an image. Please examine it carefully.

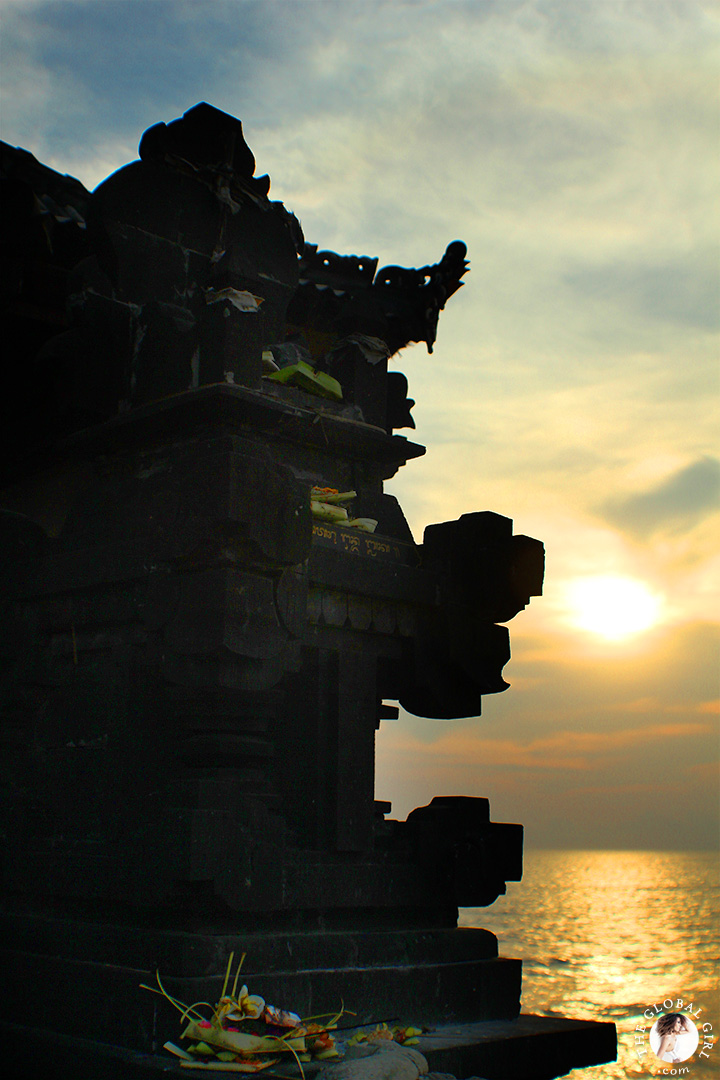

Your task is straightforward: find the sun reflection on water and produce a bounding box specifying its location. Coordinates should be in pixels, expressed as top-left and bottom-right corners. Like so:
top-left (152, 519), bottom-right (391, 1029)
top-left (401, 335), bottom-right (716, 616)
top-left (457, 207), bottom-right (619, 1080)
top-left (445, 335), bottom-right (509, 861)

top-left (461, 850), bottom-right (719, 1080)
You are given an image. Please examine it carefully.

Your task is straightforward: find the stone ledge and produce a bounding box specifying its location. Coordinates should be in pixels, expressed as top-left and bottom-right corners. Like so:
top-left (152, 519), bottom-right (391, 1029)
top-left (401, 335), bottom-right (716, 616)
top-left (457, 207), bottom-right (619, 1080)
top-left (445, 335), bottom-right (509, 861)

top-left (417, 1016), bottom-right (617, 1080)
top-left (0, 1015), bottom-right (616, 1080)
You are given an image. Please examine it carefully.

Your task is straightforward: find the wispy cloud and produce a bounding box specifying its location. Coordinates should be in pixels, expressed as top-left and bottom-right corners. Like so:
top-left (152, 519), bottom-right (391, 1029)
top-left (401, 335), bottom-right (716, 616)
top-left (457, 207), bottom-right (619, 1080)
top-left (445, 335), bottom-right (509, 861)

top-left (376, 617), bottom-right (719, 846)
top-left (600, 456), bottom-right (720, 537)
top-left (564, 250), bottom-right (720, 336)
top-left (381, 720), bottom-right (713, 773)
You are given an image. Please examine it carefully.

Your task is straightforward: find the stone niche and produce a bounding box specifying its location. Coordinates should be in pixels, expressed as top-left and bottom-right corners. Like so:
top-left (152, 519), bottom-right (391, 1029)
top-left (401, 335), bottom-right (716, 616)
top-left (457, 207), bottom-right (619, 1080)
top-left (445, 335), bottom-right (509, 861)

top-left (0, 104), bottom-right (547, 1052)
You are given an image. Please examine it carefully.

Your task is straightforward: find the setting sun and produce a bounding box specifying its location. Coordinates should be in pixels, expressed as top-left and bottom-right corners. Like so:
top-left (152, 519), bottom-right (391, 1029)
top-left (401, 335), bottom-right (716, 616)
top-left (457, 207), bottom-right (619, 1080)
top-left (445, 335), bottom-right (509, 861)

top-left (566, 575), bottom-right (662, 640)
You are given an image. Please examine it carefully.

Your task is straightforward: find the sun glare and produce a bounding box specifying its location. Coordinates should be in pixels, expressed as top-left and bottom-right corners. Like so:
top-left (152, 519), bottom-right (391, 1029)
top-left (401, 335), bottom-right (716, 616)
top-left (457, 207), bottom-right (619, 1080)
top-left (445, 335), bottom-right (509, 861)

top-left (566, 575), bottom-right (661, 640)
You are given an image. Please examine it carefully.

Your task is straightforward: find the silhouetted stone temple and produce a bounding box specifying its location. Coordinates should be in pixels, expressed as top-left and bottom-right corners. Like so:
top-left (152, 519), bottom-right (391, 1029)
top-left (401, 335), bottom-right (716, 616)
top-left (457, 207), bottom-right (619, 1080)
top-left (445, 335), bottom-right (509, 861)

top-left (0, 105), bottom-right (616, 1078)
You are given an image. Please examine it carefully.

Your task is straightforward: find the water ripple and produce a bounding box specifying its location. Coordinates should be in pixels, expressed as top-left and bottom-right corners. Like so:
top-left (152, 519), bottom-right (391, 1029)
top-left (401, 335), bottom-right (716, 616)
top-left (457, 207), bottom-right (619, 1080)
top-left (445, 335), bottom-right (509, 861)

top-left (461, 850), bottom-right (719, 1080)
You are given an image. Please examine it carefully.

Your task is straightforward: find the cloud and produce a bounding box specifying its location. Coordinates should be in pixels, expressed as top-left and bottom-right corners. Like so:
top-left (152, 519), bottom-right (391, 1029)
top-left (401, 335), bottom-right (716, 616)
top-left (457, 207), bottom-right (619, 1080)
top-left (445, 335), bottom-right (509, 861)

top-left (376, 618), bottom-right (719, 846)
top-left (381, 720), bottom-right (713, 774)
top-left (600, 456), bottom-right (720, 537)
top-left (505, 620), bottom-right (720, 721)
top-left (376, 706), bottom-right (719, 848)
top-left (564, 250), bottom-right (720, 335)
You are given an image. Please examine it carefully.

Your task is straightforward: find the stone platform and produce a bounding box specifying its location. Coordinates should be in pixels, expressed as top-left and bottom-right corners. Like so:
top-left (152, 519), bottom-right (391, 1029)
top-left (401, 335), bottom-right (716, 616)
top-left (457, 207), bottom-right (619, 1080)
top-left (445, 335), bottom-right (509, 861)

top-left (0, 1016), bottom-right (617, 1080)
top-left (0, 908), bottom-right (616, 1080)
top-left (0, 914), bottom-right (521, 1048)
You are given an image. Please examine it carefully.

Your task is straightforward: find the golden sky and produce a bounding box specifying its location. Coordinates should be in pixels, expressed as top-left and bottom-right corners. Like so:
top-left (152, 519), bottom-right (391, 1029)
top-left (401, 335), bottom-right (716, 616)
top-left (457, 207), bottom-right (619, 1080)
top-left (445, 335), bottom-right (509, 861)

top-left (2, 0), bottom-right (718, 848)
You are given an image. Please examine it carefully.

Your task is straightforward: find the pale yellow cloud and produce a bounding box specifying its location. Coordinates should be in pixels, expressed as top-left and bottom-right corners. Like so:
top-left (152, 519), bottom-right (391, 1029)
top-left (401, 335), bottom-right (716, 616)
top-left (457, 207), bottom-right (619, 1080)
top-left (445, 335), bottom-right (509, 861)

top-left (603, 697), bottom-right (720, 716)
top-left (380, 720), bottom-right (713, 773)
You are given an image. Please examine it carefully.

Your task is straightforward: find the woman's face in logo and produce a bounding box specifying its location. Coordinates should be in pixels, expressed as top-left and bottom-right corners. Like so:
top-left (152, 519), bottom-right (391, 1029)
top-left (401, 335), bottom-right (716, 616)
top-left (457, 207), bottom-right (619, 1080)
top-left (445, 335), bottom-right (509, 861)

top-left (649, 1014), bottom-right (700, 1063)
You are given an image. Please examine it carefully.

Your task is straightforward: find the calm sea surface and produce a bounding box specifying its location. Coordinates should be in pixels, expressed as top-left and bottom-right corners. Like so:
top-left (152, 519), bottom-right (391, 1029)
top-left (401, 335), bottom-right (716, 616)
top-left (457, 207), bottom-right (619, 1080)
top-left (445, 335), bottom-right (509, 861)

top-left (460, 850), bottom-right (719, 1079)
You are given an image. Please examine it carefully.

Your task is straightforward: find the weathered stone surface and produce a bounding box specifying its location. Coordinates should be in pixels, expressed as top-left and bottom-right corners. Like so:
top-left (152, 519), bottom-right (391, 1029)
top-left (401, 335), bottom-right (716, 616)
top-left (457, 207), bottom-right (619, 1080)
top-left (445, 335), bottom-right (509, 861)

top-left (320, 1041), bottom-right (428, 1080)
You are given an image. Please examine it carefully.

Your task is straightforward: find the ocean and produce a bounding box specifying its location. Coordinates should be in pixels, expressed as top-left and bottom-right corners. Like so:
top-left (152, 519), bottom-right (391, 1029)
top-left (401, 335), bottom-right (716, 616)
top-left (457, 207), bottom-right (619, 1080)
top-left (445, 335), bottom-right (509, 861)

top-left (460, 850), bottom-right (719, 1079)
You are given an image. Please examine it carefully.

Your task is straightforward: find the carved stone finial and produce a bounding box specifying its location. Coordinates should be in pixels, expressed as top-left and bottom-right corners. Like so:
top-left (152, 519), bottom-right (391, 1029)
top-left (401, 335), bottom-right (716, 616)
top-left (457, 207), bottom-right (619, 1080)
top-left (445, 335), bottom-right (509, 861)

top-left (288, 239), bottom-right (469, 359)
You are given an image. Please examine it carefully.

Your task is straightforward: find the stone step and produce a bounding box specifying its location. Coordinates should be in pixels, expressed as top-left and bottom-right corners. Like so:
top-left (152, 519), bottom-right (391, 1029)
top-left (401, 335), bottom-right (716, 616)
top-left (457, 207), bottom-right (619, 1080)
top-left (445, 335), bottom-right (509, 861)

top-left (417, 1017), bottom-right (617, 1080)
top-left (0, 1015), bottom-right (617, 1080)
top-left (0, 911), bottom-right (500, 973)
top-left (0, 944), bottom-right (522, 1051)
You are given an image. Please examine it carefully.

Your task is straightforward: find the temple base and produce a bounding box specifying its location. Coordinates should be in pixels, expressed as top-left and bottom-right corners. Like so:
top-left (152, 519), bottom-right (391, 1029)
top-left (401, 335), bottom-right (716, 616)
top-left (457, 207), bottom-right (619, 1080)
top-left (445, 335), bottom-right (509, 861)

top-left (0, 906), bottom-right (616, 1079)
top-left (0, 1017), bottom-right (617, 1080)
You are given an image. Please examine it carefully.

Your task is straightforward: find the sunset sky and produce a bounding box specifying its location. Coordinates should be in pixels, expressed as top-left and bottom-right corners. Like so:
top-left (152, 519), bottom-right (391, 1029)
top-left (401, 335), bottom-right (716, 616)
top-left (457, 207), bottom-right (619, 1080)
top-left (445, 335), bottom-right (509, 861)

top-left (2, 0), bottom-right (718, 850)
